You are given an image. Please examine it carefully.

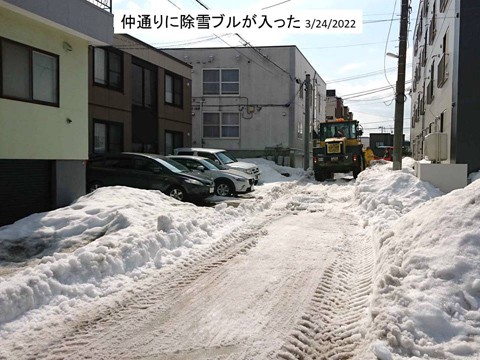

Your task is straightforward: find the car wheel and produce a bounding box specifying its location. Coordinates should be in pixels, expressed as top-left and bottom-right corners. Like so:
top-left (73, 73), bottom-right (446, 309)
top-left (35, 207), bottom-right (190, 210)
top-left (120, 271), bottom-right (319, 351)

top-left (167, 186), bottom-right (186, 201)
top-left (88, 181), bottom-right (103, 193)
top-left (215, 180), bottom-right (234, 197)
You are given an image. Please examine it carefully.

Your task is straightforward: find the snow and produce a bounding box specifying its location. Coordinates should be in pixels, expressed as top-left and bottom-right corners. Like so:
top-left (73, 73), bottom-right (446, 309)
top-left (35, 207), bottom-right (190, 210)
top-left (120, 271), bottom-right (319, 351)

top-left (0, 157), bottom-right (479, 359)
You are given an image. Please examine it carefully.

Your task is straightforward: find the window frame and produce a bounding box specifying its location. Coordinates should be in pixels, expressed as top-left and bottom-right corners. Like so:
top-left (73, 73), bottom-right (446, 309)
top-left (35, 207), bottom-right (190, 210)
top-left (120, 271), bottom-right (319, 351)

top-left (93, 46), bottom-right (124, 92)
top-left (0, 37), bottom-right (59, 107)
top-left (202, 111), bottom-right (240, 139)
top-left (92, 119), bottom-right (124, 155)
top-left (164, 71), bottom-right (183, 107)
top-left (131, 60), bottom-right (157, 110)
top-left (202, 68), bottom-right (240, 96)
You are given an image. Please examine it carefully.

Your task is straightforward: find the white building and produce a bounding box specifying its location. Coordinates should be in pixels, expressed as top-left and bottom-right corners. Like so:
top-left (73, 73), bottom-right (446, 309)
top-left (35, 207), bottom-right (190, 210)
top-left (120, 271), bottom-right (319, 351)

top-left (410, 0), bottom-right (480, 174)
top-left (164, 46), bottom-right (326, 168)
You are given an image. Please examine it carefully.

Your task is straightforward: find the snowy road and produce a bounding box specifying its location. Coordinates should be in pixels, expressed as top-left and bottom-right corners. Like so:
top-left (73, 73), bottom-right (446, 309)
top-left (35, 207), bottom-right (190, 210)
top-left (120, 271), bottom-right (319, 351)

top-left (4, 159), bottom-right (474, 360)
top-left (1, 178), bottom-right (375, 360)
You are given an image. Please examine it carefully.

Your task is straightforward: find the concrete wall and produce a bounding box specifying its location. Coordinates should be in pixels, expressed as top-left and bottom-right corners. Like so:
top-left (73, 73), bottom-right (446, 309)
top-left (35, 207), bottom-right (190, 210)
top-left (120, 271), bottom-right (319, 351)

top-left (55, 160), bottom-right (86, 207)
top-left (0, 7), bottom-right (89, 160)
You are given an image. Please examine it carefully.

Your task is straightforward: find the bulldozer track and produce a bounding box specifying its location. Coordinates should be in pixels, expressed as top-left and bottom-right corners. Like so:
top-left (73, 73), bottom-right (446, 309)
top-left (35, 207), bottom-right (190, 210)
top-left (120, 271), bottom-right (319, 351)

top-left (277, 230), bottom-right (374, 360)
top-left (19, 213), bottom-right (283, 360)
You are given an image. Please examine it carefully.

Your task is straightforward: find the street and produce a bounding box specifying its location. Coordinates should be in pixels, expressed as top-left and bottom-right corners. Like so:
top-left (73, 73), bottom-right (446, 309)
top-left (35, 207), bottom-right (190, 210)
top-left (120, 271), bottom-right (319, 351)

top-left (1, 178), bottom-right (374, 359)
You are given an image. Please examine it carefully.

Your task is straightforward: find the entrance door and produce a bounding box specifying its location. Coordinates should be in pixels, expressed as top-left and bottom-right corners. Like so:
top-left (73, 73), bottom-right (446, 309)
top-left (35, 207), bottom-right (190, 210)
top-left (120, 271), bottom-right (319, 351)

top-left (165, 131), bottom-right (183, 155)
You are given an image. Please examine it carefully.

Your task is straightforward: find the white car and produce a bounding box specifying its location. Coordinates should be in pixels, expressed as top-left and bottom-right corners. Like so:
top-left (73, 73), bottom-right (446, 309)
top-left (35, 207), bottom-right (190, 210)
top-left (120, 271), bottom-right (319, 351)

top-left (173, 148), bottom-right (261, 184)
top-left (168, 155), bottom-right (255, 197)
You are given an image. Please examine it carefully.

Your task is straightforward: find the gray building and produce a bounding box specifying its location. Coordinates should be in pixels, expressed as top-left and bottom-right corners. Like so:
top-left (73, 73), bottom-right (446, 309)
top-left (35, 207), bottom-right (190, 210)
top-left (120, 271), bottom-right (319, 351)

top-left (410, 0), bottom-right (480, 174)
top-left (164, 46), bottom-right (326, 168)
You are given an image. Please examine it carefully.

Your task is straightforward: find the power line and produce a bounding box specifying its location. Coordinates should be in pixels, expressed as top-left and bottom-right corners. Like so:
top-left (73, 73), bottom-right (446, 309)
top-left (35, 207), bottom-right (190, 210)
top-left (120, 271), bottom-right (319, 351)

top-left (300, 40), bottom-right (398, 50)
top-left (167, 0), bottom-right (181, 10)
top-left (326, 65), bottom-right (409, 84)
top-left (261, 0), bottom-right (291, 10)
top-left (341, 80), bottom-right (412, 100)
top-left (384, 0), bottom-right (398, 91)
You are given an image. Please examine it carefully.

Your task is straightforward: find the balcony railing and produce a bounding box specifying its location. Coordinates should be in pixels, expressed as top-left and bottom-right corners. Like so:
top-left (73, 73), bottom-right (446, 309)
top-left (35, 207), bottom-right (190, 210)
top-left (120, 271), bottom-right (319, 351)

top-left (86, 0), bottom-right (112, 13)
top-left (419, 95), bottom-right (425, 115)
top-left (437, 52), bottom-right (448, 88)
top-left (440, 0), bottom-right (449, 12)
top-left (428, 15), bottom-right (436, 45)
top-left (426, 81), bottom-right (434, 104)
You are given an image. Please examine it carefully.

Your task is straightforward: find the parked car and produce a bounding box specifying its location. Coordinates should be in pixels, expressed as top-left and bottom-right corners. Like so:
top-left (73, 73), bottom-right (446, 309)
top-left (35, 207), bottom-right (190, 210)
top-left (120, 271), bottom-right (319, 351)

top-left (169, 155), bottom-right (255, 197)
top-left (173, 148), bottom-right (261, 184)
top-left (86, 153), bottom-right (214, 202)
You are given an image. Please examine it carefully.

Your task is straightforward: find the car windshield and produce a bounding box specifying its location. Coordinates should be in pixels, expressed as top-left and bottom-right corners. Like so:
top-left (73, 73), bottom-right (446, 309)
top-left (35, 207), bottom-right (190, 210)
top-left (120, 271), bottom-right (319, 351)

top-left (154, 158), bottom-right (190, 173)
top-left (201, 158), bottom-right (222, 170)
top-left (217, 151), bottom-right (237, 164)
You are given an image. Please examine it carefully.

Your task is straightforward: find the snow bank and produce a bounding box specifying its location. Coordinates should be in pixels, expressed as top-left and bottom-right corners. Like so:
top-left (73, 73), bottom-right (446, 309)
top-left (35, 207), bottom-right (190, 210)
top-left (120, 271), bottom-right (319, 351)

top-left (240, 157), bottom-right (306, 183)
top-left (0, 184), bottom-right (277, 327)
top-left (356, 161), bottom-right (480, 359)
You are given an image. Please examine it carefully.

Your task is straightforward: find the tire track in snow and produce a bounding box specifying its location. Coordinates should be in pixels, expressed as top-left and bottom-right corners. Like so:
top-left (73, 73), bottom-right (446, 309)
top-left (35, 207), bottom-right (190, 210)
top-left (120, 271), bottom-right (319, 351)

top-left (277, 217), bottom-right (374, 360)
top-left (23, 211), bottom-right (285, 360)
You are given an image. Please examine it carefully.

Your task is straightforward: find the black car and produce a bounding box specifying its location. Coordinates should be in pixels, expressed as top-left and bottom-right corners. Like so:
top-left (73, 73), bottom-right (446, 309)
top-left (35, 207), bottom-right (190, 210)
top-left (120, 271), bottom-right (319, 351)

top-left (86, 153), bottom-right (215, 201)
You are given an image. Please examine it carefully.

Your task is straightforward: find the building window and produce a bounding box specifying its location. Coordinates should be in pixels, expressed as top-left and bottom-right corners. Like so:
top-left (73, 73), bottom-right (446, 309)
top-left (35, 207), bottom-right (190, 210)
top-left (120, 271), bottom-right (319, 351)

top-left (203, 69), bottom-right (239, 95)
top-left (93, 120), bottom-right (123, 154)
top-left (297, 121), bottom-right (303, 139)
top-left (132, 63), bottom-right (155, 109)
top-left (165, 72), bottom-right (183, 107)
top-left (203, 112), bottom-right (240, 138)
top-left (93, 47), bottom-right (123, 90)
top-left (1, 38), bottom-right (58, 106)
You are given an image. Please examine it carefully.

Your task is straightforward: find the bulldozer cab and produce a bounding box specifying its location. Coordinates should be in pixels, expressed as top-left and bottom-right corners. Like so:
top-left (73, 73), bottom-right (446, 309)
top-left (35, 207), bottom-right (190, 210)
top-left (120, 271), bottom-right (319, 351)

top-left (319, 121), bottom-right (360, 141)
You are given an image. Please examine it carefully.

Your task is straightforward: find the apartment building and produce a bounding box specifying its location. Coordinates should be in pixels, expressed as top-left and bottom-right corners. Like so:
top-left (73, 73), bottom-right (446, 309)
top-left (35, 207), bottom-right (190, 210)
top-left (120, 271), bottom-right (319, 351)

top-left (89, 34), bottom-right (192, 158)
top-left (410, 0), bottom-right (480, 174)
top-left (325, 89), bottom-right (354, 122)
top-left (164, 46), bottom-right (326, 168)
top-left (0, 0), bottom-right (113, 226)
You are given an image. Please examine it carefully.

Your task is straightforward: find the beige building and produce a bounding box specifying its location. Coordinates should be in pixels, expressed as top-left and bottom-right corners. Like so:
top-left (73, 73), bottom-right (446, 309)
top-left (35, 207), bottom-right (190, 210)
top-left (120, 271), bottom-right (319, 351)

top-left (0, 0), bottom-right (113, 226)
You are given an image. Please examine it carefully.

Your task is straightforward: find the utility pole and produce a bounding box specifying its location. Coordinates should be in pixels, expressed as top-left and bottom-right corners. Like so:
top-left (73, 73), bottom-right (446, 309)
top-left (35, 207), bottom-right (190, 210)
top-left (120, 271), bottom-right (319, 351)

top-left (392, 0), bottom-right (409, 170)
top-left (304, 74), bottom-right (311, 171)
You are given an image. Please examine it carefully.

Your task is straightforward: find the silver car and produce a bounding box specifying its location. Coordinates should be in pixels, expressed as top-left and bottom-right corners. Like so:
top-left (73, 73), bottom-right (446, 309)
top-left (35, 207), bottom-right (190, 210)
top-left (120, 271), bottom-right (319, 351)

top-left (173, 147), bottom-right (261, 184)
top-left (168, 155), bottom-right (255, 197)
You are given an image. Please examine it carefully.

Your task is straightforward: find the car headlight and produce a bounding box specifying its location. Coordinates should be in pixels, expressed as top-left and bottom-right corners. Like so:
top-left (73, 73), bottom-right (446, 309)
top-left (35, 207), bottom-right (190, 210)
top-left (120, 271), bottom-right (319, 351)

top-left (245, 169), bottom-right (254, 174)
top-left (184, 178), bottom-right (203, 186)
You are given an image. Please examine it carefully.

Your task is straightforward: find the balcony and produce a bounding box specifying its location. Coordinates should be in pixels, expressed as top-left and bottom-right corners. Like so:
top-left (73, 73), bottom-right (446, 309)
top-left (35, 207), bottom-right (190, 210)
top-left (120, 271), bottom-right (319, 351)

top-left (437, 53), bottom-right (448, 88)
top-left (86, 0), bottom-right (112, 13)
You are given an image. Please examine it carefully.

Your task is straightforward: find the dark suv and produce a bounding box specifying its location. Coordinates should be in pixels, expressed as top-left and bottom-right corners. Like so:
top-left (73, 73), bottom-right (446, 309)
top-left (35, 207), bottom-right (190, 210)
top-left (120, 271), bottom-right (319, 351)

top-left (86, 153), bottom-right (214, 201)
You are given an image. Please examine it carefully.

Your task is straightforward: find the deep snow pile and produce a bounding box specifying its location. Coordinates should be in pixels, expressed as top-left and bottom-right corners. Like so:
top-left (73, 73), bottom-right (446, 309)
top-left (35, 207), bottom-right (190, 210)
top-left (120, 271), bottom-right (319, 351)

top-left (355, 161), bottom-right (480, 359)
top-left (0, 161), bottom-right (305, 332)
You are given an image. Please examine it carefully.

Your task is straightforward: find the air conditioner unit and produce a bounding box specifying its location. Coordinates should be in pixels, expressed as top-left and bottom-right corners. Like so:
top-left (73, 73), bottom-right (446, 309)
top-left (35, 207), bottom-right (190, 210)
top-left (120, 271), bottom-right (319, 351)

top-left (424, 132), bottom-right (447, 162)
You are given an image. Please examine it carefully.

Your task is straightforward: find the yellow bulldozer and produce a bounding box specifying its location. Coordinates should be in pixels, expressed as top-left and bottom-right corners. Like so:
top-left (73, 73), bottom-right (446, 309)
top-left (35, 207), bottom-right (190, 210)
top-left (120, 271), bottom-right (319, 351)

top-left (313, 120), bottom-right (366, 181)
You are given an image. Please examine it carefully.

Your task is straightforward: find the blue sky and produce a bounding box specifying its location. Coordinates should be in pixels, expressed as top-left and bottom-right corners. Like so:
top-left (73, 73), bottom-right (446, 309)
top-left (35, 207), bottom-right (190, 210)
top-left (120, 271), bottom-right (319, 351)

top-left (113, 0), bottom-right (420, 138)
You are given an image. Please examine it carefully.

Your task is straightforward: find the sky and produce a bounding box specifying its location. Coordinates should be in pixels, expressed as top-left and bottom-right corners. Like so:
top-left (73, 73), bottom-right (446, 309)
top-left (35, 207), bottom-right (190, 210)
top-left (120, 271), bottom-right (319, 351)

top-left (112, 0), bottom-right (420, 138)
top-left (1, 158), bottom-right (479, 358)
